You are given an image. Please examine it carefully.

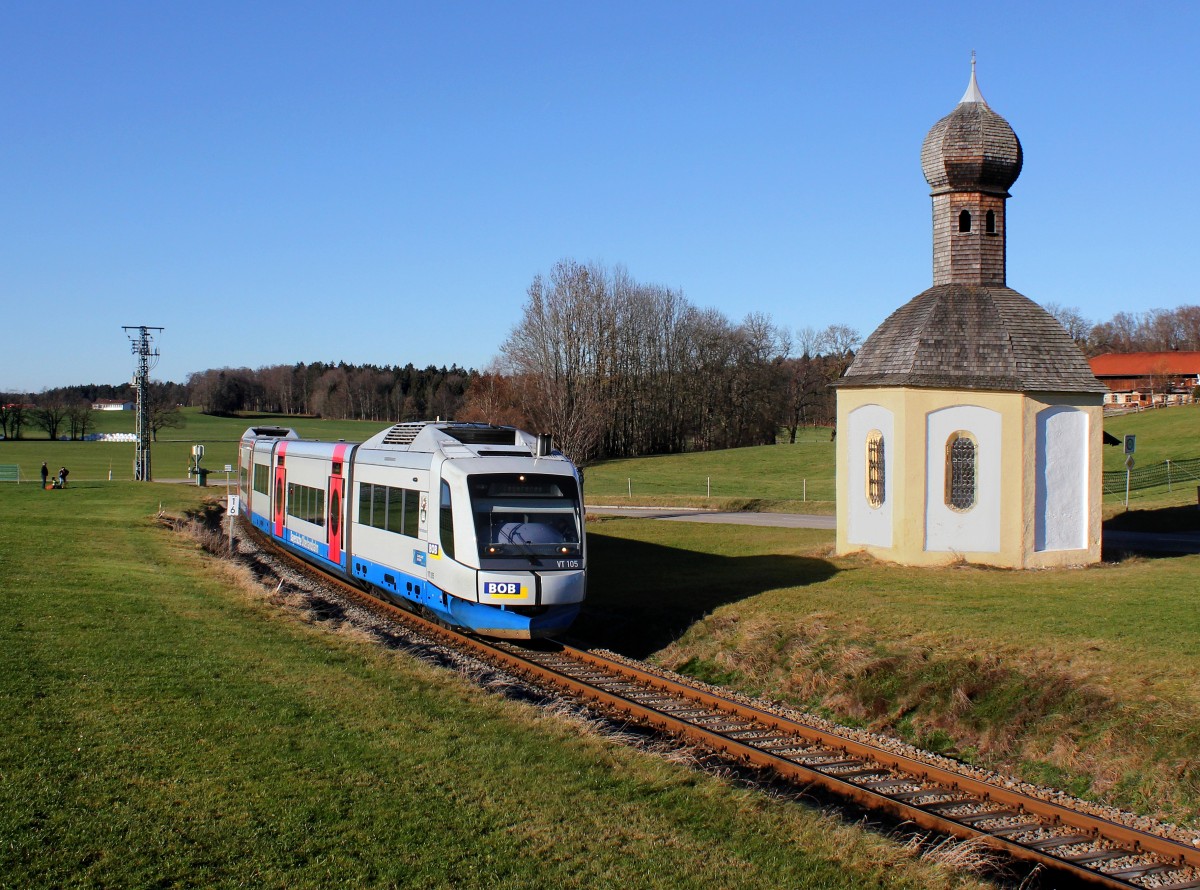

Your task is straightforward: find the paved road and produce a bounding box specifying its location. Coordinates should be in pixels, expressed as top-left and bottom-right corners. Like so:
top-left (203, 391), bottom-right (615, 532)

top-left (1104, 530), bottom-right (1200, 555)
top-left (587, 505), bottom-right (835, 529)
top-left (169, 484), bottom-right (1196, 554)
top-left (589, 506), bottom-right (1200, 553)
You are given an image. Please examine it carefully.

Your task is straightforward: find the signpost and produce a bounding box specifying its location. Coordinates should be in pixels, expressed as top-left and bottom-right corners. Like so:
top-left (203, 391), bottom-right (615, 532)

top-left (227, 493), bottom-right (240, 552)
top-left (224, 463), bottom-right (234, 547)
top-left (1124, 436), bottom-right (1136, 507)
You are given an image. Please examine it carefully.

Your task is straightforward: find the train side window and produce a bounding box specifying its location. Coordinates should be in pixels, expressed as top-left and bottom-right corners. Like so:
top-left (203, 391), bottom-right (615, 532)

top-left (359, 483), bottom-right (374, 525)
top-left (286, 482), bottom-right (326, 526)
top-left (404, 488), bottom-right (420, 536)
top-left (440, 480), bottom-right (456, 560)
top-left (386, 486), bottom-right (405, 535)
top-left (865, 430), bottom-right (885, 508)
top-left (371, 484), bottom-right (386, 528)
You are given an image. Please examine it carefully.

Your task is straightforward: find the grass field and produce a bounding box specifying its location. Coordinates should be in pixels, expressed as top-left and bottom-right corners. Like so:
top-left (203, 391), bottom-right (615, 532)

top-left (584, 427), bottom-right (836, 513)
top-left (0, 410), bottom-right (392, 483)
top-left (0, 482), bottom-right (983, 889)
top-left (577, 517), bottom-right (1200, 827)
top-left (1101, 403), bottom-right (1200, 469)
top-left (4, 405), bottom-right (1199, 883)
top-left (4, 404), bottom-right (1196, 509)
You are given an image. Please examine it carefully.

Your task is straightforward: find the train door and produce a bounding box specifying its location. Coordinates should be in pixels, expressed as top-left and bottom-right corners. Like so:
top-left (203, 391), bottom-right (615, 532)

top-left (273, 460), bottom-right (286, 538)
top-left (240, 444), bottom-right (254, 516)
top-left (328, 443), bottom-right (352, 568)
top-left (328, 474), bottom-right (344, 567)
top-left (427, 467), bottom-right (476, 601)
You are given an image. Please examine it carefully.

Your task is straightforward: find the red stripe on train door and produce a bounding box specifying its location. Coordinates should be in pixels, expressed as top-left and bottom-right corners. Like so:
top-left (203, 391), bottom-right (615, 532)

top-left (327, 443), bottom-right (349, 566)
top-left (273, 442), bottom-right (288, 538)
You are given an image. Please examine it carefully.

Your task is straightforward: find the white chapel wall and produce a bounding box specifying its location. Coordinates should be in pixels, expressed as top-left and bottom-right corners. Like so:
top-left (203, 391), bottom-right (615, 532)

top-left (846, 404), bottom-right (893, 548)
top-left (925, 405), bottom-right (1001, 553)
top-left (1034, 406), bottom-right (1089, 552)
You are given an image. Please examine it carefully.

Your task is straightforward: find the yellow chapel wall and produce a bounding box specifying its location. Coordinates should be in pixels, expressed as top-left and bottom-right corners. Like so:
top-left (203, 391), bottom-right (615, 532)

top-left (836, 386), bottom-right (1102, 568)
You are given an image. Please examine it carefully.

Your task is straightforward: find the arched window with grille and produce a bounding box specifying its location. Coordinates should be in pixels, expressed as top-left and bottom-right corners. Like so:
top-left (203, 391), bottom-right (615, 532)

top-left (945, 432), bottom-right (977, 511)
top-left (865, 430), bottom-right (885, 507)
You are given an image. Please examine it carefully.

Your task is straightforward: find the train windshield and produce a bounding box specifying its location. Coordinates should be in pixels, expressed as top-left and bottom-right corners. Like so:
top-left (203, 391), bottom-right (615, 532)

top-left (469, 473), bottom-right (582, 560)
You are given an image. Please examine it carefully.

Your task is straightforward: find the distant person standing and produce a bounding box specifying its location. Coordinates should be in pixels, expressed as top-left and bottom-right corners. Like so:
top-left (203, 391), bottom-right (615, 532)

top-left (58, 466), bottom-right (69, 488)
top-left (41, 462), bottom-right (49, 487)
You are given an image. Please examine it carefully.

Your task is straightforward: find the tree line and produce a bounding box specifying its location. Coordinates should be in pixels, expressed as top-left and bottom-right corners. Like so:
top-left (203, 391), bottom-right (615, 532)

top-left (185, 362), bottom-right (473, 421)
top-left (5, 268), bottom-right (1195, 459)
top-left (0, 382), bottom-right (190, 442)
top-left (456, 259), bottom-right (856, 462)
top-left (1044, 303), bottom-right (1200, 355)
top-left (1, 364), bottom-right (473, 441)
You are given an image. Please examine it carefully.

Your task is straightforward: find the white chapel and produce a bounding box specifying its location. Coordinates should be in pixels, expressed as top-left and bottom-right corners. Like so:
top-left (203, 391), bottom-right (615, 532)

top-left (833, 63), bottom-right (1108, 568)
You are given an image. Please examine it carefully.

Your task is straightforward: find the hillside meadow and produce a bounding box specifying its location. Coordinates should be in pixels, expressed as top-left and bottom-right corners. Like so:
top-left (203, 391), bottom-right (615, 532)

top-left (0, 410), bottom-right (390, 483)
top-left (0, 481), bottom-right (982, 889)
top-left (2, 405), bottom-right (1200, 887)
top-left (3, 403), bottom-right (1196, 510)
top-left (578, 515), bottom-right (1200, 828)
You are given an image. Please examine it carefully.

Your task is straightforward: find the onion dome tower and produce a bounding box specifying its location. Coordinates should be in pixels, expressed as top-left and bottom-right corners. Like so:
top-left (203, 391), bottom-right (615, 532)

top-left (922, 61), bottom-right (1022, 288)
top-left (843, 59), bottom-right (1101, 394)
top-left (833, 60), bottom-right (1107, 569)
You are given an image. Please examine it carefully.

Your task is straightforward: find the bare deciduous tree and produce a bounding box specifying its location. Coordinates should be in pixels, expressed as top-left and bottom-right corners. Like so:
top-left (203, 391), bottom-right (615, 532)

top-left (1042, 302), bottom-right (1092, 344)
top-left (148, 383), bottom-right (185, 441)
top-left (66, 401), bottom-right (94, 441)
top-left (32, 398), bottom-right (69, 440)
top-left (504, 259), bottom-right (794, 461)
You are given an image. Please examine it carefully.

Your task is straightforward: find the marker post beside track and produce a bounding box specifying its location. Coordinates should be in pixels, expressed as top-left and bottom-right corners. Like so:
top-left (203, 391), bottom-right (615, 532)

top-left (227, 493), bottom-right (240, 551)
top-left (225, 464), bottom-right (238, 552)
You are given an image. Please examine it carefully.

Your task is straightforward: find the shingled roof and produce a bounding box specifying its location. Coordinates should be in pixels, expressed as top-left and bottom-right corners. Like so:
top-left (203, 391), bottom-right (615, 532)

top-left (836, 284), bottom-right (1109, 393)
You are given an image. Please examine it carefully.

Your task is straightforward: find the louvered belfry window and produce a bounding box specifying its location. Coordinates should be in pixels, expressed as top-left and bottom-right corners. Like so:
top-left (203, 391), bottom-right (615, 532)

top-left (946, 433), bottom-right (977, 511)
top-left (866, 430), bottom-right (885, 507)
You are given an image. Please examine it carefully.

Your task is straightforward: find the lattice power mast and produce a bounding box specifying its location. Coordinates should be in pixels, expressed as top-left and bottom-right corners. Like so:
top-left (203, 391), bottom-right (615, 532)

top-left (123, 325), bottom-right (163, 481)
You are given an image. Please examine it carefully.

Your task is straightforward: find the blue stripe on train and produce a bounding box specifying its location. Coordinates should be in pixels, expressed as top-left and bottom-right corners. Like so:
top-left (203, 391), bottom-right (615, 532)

top-left (248, 509), bottom-right (575, 638)
top-left (349, 552), bottom-right (579, 638)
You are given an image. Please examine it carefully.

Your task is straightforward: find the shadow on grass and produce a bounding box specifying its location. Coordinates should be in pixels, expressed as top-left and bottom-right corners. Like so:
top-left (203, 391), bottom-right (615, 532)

top-left (1105, 503), bottom-right (1200, 533)
top-left (1102, 504), bottom-right (1200, 560)
top-left (569, 532), bottom-right (837, 659)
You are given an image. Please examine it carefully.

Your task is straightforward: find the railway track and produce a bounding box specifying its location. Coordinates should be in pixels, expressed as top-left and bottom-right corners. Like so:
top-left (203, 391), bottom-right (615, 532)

top-left (240, 523), bottom-right (1200, 889)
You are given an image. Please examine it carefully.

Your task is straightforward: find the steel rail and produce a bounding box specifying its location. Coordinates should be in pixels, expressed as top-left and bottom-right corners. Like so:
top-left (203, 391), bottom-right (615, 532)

top-left (540, 647), bottom-right (1200, 889)
top-left (240, 524), bottom-right (1200, 889)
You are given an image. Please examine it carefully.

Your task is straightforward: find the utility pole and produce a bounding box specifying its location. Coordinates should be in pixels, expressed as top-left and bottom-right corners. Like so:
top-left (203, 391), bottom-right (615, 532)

top-left (123, 326), bottom-right (164, 481)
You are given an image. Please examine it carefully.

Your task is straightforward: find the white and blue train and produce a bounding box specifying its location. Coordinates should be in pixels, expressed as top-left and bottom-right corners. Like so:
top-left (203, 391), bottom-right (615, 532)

top-left (238, 421), bottom-right (586, 639)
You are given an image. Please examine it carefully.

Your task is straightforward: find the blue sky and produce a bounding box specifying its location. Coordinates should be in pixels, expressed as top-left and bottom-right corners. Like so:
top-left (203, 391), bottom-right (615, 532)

top-left (2, 1), bottom-right (1197, 391)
